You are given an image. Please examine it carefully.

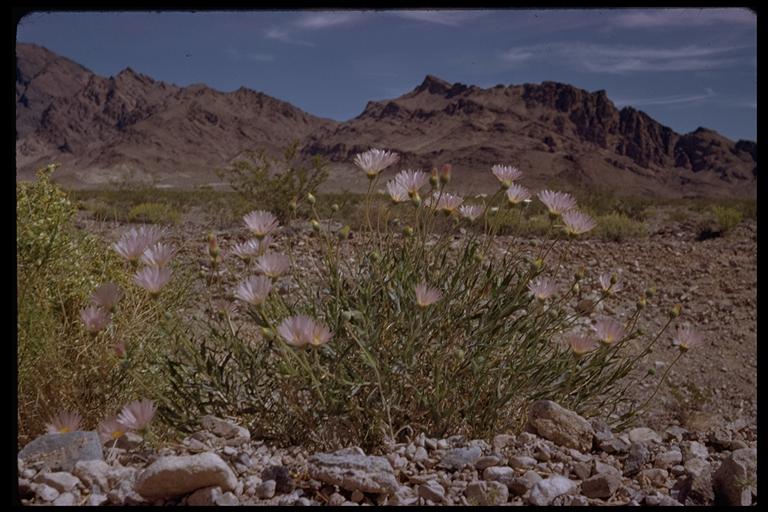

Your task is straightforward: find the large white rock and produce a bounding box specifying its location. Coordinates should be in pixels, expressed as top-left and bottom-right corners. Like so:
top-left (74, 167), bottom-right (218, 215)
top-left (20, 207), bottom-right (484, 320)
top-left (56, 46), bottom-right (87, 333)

top-left (528, 475), bottom-right (576, 506)
top-left (526, 401), bottom-right (594, 452)
top-left (308, 448), bottom-right (399, 494)
top-left (134, 452), bottom-right (237, 499)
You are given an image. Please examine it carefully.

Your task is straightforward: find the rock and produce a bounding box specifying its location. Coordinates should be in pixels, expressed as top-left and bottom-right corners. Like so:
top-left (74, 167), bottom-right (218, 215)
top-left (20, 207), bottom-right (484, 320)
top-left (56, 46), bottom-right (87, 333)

top-left (308, 449), bottom-right (399, 495)
top-left (508, 455), bottom-right (537, 470)
top-left (18, 432), bottom-right (104, 472)
top-left (645, 492), bottom-right (683, 506)
top-left (350, 489), bottom-right (365, 502)
top-left (187, 486), bottom-right (239, 506)
top-left (569, 494), bottom-right (589, 506)
top-left (134, 452), bottom-right (238, 499)
top-left (654, 450), bottom-right (682, 468)
top-left (628, 427), bottom-right (661, 444)
top-left (34, 471), bottom-right (80, 492)
top-left (200, 416), bottom-right (250, 446)
top-left (594, 460), bottom-right (622, 478)
top-left (115, 432), bottom-right (143, 450)
top-left (713, 448), bottom-right (757, 506)
top-left (639, 468), bottom-right (668, 487)
top-left (590, 419), bottom-right (614, 444)
top-left (437, 446), bottom-right (482, 470)
top-left (52, 492), bottom-right (76, 506)
top-left (600, 438), bottom-right (630, 454)
top-left (17, 478), bottom-right (34, 499)
top-left (254, 479), bottom-right (276, 499)
top-left (493, 434), bottom-right (515, 451)
top-left (670, 465), bottom-right (685, 477)
top-left (526, 401), bottom-right (594, 452)
top-left (664, 426), bottom-right (688, 442)
top-left (581, 473), bottom-right (622, 499)
top-left (528, 475), bottom-right (576, 506)
top-left (509, 470), bottom-right (542, 495)
top-left (412, 447), bottom-right (429, 463)
top-left (35, 483), bottom-right (60, 502)
top-left (465, 480), bottom-right (509, 505)
top-left (475, 455), bottom-right (501, 470)
top-left (328, 492), bottom-right (346, 506)
top-left (389, 485), bottom-right (418, 506)
top-left (572, 462), bottom-right (592, 480)
top-left (261, 465), bottom-right (295, 493)
top-left (623, 442), bottom-right (649, 476)
top-left (482, 466), bottom-right (516, 487)
top-left (684, 411), bottom-right (719, 433)
top-left (72, 459), bottom-right (110, 490)
top-left (87, 493), bottom-right (108, 506)
top-left (682, 441), bottom-right (709, 462)
top-left (677, 458), bottom-right (714, 504)
top-left (107, 478), bottom-right (144, 505)
top-left (418, 481), bottom-right (446, 503)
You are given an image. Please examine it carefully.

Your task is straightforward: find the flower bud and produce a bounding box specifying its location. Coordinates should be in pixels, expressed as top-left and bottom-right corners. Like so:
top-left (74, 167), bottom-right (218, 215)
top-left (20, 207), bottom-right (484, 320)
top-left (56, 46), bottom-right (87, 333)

top-left (371, 250), bottom-right (383, 263)
top-left (574, 267), bottom-right (586, 282)
top-left (310, 220), bottom-right (320, 232)
top-left (337, 225), bottom-right (351, 240)
top-left (261, 327), bottom-right (274, 339)
top-left (534, 258), bottom-right (544, 271)
top-left (473, 251), bottom-right (484, 263)
top-left (331, 203), bottom-right (340, 212)
top-left (646, 286), bottom-right (656, 297)
top-left (610, 273), bottom-right (617, 285)
top-left (429, 168), bottom-right (439, 187)
top-left (403, 226), bottom-right (414, 237)
top-left (573, 283), bottom-right (580, 294)
top-left (207, 232), bottom-right (220, 259)
top-left (670, 304), bottom-right (682, 318)
top-left (411, 193), bottom-right (422, 207)
top-left (636, 297), bottom-right (647, 310)
top-left (307, 192), bottom-right (316, 205)
top-left (288, 199), bottom-right (298, 212)
top-left (440, 163), bottom-right (452, 185)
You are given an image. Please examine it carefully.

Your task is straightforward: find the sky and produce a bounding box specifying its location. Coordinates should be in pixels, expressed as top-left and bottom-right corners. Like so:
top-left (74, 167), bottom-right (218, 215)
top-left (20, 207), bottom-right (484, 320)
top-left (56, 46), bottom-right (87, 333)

top-left (16, 8), bottom-right (757, 141)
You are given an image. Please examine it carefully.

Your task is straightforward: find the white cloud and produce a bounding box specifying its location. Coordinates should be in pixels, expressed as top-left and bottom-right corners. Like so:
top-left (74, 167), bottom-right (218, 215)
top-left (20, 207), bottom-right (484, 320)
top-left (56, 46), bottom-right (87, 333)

top-left (295, 11), bottom-right (365, 29)
top-left (613, 88), bottom-right (716, 107)
top-left (612, 8), bottom-right (755, 28)
top-left (500, 42), bottom-right (747, 74)
top-left (393, 10), bottom-right (485, 26)
top-left (264, 27), bottom-right (314, 47)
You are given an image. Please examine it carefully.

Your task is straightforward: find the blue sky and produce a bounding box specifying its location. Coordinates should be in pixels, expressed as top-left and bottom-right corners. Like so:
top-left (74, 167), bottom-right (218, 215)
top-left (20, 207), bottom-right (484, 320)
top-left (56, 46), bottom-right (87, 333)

top-left (17, 9), bottom-right (757, 141)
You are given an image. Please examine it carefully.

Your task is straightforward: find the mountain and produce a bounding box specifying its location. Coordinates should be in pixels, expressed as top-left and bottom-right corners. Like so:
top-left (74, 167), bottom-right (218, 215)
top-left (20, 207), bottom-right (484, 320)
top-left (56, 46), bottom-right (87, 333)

top-left (16, 44), bottom-right (756, 197)
top-left (15, 43), bottom-right (338, 187)
top-left (304, 75), bottom-right (756, 197)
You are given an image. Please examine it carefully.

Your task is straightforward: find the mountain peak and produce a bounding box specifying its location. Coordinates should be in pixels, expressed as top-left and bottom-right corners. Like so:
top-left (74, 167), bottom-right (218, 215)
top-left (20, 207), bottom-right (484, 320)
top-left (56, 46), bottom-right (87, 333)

top-left (415, 74), bottom-right (452, 94)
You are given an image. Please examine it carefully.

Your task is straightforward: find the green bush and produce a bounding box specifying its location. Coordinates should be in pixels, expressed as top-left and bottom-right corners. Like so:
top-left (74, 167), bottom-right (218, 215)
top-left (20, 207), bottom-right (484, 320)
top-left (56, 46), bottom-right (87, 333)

top-left (216, 141), bottom-right (329, 221)
top-left (712, 206), bottom-right (743, 233)
top-left (162, 160), bottom-right (684, 450)
top-left (128, 202), bottom-right (181, 225)
top-left (17, 165), bottom-right (189, 447)
top-left (594, 213), bottom-right (648, 242)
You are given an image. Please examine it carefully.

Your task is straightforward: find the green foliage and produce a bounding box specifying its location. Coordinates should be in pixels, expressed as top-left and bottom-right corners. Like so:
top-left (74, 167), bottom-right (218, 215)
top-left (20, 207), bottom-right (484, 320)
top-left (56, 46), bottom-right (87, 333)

top-left (696, 206), bottom-right (743, 240)
top-left (17, 165), bottom-right (189, 446)
top-left (594, 213), bottom-right (649, 242)
top-left (162, 179), bottom-right (679, 450)
top-left (128, 202), bottom-right (181, 225)
top-left (216, 141), bottom-right (329, 221)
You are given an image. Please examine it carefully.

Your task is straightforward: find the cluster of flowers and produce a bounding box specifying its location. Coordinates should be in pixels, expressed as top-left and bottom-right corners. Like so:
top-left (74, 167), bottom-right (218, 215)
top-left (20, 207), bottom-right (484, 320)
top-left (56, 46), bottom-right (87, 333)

top-left (355, 149), bottom-right (596, 235)
top-left (45, 399), bottom-right (156, 444)
top-left (113, 226), bottom-right (175, 295)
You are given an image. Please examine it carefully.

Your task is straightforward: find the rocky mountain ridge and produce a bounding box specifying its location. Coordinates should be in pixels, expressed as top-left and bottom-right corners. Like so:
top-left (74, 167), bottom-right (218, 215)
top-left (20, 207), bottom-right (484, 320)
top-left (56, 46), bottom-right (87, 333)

top-left (16, 44), bottom-right (756, 197)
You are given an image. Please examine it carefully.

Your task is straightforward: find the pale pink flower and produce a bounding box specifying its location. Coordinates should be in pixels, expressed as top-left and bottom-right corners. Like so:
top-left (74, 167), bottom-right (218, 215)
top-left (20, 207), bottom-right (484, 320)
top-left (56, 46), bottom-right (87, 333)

top-left (232, 238), bottom-right (270, 261)
top-left (133, 266), bottom-right (172, 295)
top-left (562, 210), bottom-right (597, 235)
top-left (233, 276), bottom-right (272, 305)
top-left (354, 148), bottom-right (400, 178)
top-left (254, 252), bottom-right (290, 278)
top-left (140, 242), bottom-right (176, 267)
top-left (538, 190), bottom-right (577, 216)
top-left (673, 324), bottom-right (702, 351)
top-left (594, 318), bottom-right (625, 344)
top-left (528, 276), bottom-right (558, 300)
top-left (80, 305), bottom-right (111, 333)
top-left (211, 299), bottom-right (238, 318)
top-left (97, 416), bottom-right (129, 443)
top-left (243, 210), bottom-right (280, 239)
top-left (415, 281), bottom-right (442, 308)
top-left (459, 204), bottom-right (484, 221)
top-left (386, 180), bottom-right (409, 203)
top-left (277, 315), bottom-right (333, 348)
top-left (112, 231), bottom-right (147, 262)
top-left (117, 399), bottom-right (157, 431)
top-left (566, 332), bottom-right (596, 356)
top-left (135, 226), bottom-right (165, 247)
top-left (394, 170), bottom-right (430, 196)
top-left (46, 411), bottom-right (83, 434)
top-left (506, 184), bottom-right (532, 204)
top-left (90, 282), bottom-right (122, 312)
top-left (491, 164), bottom-right (523, 187)
top-left (425, 192), bottom-right (463, 213)
top-left (598, 272), bottom-right (622, 294)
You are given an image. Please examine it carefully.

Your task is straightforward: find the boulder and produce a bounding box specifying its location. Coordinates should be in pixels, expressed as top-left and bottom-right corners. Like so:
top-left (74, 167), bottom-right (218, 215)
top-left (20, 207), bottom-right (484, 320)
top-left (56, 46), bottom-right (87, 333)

top-left (526, 401), bottom-right (594, 452)
top-left (134, 452), bottom-right (237, 499)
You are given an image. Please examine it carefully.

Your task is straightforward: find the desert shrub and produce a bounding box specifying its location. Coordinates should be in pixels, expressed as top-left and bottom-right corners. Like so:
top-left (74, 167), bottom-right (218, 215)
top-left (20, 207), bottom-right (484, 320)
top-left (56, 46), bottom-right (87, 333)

top-left (17, 165), bottom-right (189, 447)
top-left (162, 156), bottom-right (688, 450)
top-left (128, 202), bottom-right (181, 225)
top-left (595, 213), bottom-right (648, 242)
top-left (578, 190), bottom-right (652, 221)
top-left (696, 206), bottom-right (743, 240)
top-left (217, 141), bottom-right (329, 221)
